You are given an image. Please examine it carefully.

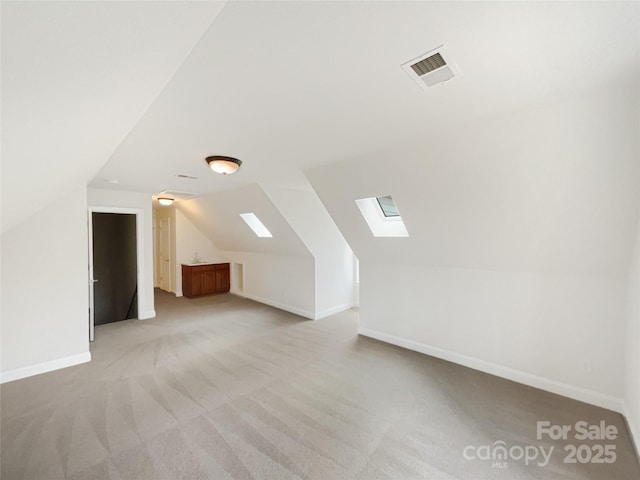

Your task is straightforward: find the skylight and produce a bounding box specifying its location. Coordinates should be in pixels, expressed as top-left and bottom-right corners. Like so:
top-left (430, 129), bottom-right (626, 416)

top-left (376, 196), bottom-right (399, 217)
top-left (355, 195), bottom-right (409, 237)
top-left (239, 213), bottom-right (272, 238)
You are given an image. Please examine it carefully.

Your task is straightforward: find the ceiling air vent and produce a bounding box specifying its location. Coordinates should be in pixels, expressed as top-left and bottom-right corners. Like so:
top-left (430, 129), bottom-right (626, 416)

top-left (159, 190), bottom-right (198, 199)
top-left (402, 45), bottom-right (460, 90)
top-left (176, 174), bottom-right (198, 180)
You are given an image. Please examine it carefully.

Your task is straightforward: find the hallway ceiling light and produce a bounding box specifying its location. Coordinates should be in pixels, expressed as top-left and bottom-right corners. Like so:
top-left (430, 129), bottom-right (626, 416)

top-left (159, 189), bottom-right (198, 199)
top-left (158, 197), bottom-right (174, 206)
top-left (206, 155), bottom-right (242, 175)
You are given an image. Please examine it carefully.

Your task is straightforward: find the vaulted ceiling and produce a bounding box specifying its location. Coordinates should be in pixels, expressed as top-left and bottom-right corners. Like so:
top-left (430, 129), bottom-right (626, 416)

top-left (1, 1), bottom-right (226, 232)
top-left (2, 1), bottom-right (639, 232)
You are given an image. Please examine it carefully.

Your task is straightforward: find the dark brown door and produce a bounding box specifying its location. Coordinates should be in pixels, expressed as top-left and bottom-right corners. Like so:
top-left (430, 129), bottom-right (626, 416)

top-left (92, 213), bottom-right (137, 325)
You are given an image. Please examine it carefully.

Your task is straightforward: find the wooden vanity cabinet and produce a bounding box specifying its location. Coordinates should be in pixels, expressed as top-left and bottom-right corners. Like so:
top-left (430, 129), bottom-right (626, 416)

top-left (182, 263), bottom-right (230, 298)
top-left (215, 266), bottom-right (230, 293)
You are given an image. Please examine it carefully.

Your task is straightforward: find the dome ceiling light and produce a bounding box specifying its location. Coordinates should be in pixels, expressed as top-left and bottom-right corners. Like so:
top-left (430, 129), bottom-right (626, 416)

top-left (206, 155), bottom-right (242, 175)
top-left (158, 197), bottom-right (174, 206)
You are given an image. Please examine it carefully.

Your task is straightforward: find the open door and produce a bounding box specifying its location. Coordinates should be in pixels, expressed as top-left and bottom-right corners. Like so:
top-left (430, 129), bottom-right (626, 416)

top-left (88, 211), bottom-right (139, 340)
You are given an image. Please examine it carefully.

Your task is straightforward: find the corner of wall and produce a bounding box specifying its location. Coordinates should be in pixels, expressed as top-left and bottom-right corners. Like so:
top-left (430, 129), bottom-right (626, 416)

top-left (623, 402), bottom-right (640, 460)
top-left (1, 185), bottom-right (90, 376)
top-left (139, 310), bottom-right (156, 320)
top-left (315, 302), bottom-right (358, 320)
top-left (624, 208), bottom-right (640, 461)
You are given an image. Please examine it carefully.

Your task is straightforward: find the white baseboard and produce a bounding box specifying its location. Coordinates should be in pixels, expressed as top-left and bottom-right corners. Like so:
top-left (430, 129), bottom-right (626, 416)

top-left (242, 293), bottom-right (315, 320)
top-left (358, 327), bottom-right (624, 413)
top-left (139, 310), bottom-right (156, 320)
top-left (315, 302), bottom-right (357, 320)
top-left (0, 351), bottom-right (91, 384)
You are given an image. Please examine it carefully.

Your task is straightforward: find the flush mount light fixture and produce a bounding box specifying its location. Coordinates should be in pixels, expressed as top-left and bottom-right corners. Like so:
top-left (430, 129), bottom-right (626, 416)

top-left (158, 197), bottom-right (174, 206)
top-left (205, 155), bottom-right (242, 175)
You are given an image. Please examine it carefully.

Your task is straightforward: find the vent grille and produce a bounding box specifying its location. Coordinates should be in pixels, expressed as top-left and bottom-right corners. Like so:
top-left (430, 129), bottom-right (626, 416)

top-left (176, 174), bottom-right (198, 180)
top-left (410, 52), bottom-right (446, 76)
top-left (402, 45), bottom-right (459, 90)
top-left (159, 190), bottom-right (198, 199)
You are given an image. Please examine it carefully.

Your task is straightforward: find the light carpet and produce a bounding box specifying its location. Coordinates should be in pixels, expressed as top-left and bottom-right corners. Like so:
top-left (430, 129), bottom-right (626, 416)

top-left (1, 291), bottom-right (639, 479)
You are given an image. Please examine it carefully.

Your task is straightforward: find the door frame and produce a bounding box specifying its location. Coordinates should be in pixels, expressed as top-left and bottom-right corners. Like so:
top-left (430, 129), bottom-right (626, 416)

top-left (88, 207), bottom-right (144, 341)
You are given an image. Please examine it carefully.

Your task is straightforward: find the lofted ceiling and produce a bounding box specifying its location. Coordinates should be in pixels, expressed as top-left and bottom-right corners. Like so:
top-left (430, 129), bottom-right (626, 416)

top-left (90, 1), bottom-right (639, 197)
top-left (307, 85), bottom-right (640, 276)
top-left (1, 1), bottom-right (227, 233)
top-left (2, 1), bottom-right (639, 230)
top-left (177, 184), bottom-right (311, 257)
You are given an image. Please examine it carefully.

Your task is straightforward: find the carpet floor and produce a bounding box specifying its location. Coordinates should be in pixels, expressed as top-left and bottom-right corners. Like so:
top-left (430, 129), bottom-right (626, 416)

top-left (1, 291), bottom-right (639, 479)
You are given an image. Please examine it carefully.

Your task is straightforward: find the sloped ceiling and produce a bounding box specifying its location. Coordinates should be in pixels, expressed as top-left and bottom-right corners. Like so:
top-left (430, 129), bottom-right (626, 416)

top-left (176, 184), bottom-right (311, 258)
top-left (306, 85), bottom-right (640, 276)
top-left (261, 184), bottom-right (351, 258)
top-left (3, 1), bottom-right (639, 239)
top-left (1, 1), bottom-right (226, 233)
top-left (90, 1), bottom-right (639, 197)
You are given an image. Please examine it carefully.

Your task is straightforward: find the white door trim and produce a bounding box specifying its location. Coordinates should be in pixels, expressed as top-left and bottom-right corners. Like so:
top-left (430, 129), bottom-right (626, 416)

top-left (88, 206), bottom-right (145, 341)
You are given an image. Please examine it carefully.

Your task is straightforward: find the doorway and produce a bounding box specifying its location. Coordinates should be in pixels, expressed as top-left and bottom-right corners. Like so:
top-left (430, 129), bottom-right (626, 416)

top-left (158, 217), bottom-right (172, 292)
top-left (89, 212), bottom-right (139, 340)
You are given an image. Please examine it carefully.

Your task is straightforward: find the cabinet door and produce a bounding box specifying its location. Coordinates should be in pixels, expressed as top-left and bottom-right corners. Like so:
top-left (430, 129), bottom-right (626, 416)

top-left (202, 271), bottom-right (216, 294)
top-left (191, 272), bottom-right (203, 296)
top-left (216, 268), bottom-right (230, 292)
top-left (182, 266), bottom-right (193, 297)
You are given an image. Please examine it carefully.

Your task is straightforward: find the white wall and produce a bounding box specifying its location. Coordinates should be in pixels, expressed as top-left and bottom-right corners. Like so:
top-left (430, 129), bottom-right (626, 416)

top-left (224, 250), bottom-right (315, 319)
top-left (262, 185), bottom-right (356, 318)
top-left (625, 209), bottom-right (640, 450)
top-left (307, 85), bottom-right (640, 411)
top-left (87, 188), bottom-right (155, 319)
top-left (360, 262), bottom-right (626, 407)
top-left (1, 185), bottom-right (91, 381)
top-left (174, 208), bottom-right (226, 297)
